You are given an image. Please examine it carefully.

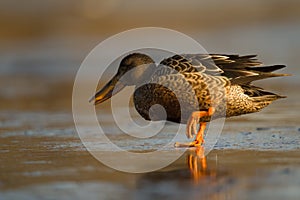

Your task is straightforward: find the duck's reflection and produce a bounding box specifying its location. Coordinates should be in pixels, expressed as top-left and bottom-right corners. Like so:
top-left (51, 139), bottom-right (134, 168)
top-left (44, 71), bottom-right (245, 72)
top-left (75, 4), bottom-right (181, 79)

top-left (187, 147), bottom-right (216, 184)
top-left (136, 147), bottom-right (227, 199)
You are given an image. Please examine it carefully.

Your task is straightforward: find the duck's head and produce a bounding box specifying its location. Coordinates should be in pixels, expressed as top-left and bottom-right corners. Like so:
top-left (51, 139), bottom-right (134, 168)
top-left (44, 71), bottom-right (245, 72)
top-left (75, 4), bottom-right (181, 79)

top-left (90, 53), bottom-right (155, 105)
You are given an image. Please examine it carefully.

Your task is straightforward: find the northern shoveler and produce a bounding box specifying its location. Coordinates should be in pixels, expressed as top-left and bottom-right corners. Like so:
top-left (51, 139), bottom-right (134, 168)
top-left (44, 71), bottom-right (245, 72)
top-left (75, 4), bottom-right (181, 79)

top-left (90, 53), bottom-right (288, 147)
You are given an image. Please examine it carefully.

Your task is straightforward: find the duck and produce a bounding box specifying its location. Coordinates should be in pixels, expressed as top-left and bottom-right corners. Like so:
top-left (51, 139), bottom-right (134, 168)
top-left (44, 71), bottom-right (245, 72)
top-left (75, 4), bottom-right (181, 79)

top-left (90, 53), bottom-right (288, 147)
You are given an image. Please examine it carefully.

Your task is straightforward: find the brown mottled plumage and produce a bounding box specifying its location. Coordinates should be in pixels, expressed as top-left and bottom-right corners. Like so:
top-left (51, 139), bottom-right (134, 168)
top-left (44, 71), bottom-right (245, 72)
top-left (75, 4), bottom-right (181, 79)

top-left (90, 53), bottom-right (288, 147)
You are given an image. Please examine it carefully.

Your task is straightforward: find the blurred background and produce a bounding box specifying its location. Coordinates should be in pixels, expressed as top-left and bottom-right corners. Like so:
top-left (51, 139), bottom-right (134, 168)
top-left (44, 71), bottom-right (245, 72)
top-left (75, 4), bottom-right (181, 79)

top-left (1, 1), bottom-right (300, 198)
top-left (1, 0), bottom-right (299, 112)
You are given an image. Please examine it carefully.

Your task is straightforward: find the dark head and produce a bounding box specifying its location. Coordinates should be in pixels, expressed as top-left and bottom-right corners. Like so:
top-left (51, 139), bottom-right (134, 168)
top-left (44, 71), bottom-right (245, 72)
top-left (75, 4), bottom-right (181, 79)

top-left (90, 53), bottom-right (155, 105)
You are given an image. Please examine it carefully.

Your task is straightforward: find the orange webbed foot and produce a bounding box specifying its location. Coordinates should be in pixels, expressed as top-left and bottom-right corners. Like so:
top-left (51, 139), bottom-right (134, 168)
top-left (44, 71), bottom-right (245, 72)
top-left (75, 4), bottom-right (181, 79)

top-left (174, 107), bottom-right (215, 148)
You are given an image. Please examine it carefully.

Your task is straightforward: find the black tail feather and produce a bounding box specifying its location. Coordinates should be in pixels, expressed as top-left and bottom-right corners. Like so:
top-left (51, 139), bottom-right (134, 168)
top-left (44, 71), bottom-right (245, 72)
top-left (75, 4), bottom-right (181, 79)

top-left (243, 85), bottom-right (286, 99)
top-left (231, 72), bottom-right (290, 85)
top-left (246, 65), bottom-right (286, 73)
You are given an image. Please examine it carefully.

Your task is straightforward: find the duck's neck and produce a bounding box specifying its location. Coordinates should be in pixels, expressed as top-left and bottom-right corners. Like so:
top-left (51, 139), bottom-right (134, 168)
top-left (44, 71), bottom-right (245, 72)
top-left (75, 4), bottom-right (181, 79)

top-left (131, 63), bottom-right (157, 85)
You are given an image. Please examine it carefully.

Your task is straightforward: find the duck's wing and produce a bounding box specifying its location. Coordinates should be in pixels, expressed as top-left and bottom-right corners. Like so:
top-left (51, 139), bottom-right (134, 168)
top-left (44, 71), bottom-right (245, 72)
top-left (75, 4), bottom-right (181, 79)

top-left (207, 54), bottom-right (288, 85)
top-left (157, 54), bottom-right (223, 76)
top-left (155, 54), bottom-right (288, 86)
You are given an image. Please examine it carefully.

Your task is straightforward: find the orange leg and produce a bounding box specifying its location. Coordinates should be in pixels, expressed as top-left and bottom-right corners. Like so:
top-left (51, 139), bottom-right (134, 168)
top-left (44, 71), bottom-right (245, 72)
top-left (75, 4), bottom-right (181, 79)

top-left (175, 107), bottom-right (215, 148)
